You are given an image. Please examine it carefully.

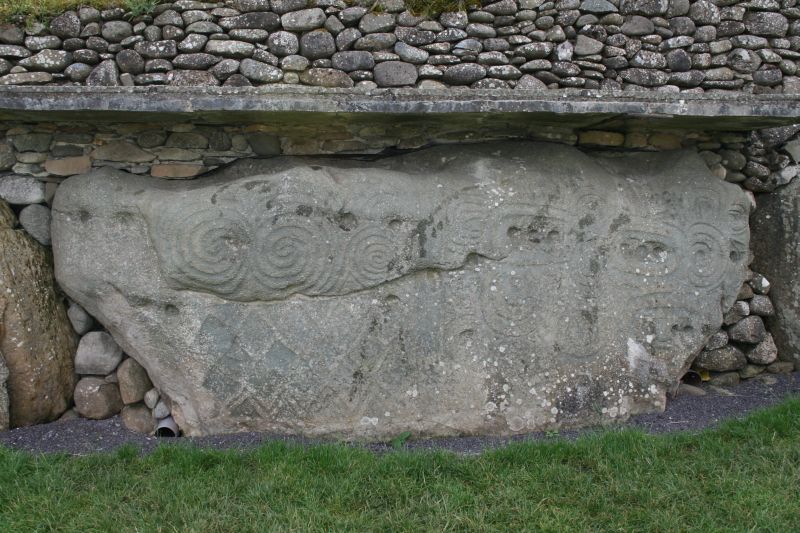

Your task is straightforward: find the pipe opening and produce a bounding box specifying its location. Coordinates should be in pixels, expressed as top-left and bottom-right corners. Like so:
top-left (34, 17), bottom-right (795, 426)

top-left (155, 416), bottom-right (180, 438)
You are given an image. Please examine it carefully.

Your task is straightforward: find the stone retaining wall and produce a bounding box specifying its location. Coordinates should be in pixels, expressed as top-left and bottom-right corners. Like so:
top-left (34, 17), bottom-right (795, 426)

top-left (1, 116), bottom-right (798, 434)
top-left (0, 119), bottom-right (797, 189)
top-left (1, 0), bottom-right (800, 92)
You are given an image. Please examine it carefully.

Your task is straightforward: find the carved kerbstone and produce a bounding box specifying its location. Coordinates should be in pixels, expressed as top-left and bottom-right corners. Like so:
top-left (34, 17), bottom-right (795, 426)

top-left (52, 142), bottom-right (749, 438)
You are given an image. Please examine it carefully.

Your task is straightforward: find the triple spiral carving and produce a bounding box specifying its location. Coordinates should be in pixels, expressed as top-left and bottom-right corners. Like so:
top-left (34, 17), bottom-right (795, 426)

top-left (156, 206), bottom-right (400, 299)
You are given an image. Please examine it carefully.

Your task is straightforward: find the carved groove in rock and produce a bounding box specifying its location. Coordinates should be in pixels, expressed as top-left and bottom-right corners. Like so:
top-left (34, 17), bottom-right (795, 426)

top-left (52, 142), bottom-right (750, 438)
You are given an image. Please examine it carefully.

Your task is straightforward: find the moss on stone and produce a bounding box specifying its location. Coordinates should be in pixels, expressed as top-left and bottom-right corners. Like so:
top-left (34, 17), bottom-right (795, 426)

top-left (0, 0), bottom-right (158, 25)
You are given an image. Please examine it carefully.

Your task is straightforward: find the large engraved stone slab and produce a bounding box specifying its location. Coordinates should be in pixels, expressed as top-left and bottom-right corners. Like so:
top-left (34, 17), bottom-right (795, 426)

top-left (52, 142), bottom-right (750, 438)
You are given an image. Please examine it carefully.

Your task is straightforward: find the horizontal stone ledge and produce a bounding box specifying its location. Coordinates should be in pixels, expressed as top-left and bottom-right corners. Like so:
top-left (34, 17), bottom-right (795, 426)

top-left (0, 87), bottom-right (798, 131)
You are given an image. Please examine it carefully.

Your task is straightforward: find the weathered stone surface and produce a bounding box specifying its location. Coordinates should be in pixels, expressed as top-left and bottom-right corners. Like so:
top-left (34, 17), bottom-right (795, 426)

top-left (18, 50), bottom-right (72, 73)
top-left (19, 204), bottom-right (52, 246)
top-left (74, 377), bottom-right (122, 419)
top-left (204, 40), bottom-right (254, 59)
top-left (751, 178), bottom-right (800, 367)
top-left (373, 61), bottom-right (417, 87)
top-left (745, 333), bottom-right (778, 365)
top-left (117, 357), bottom-right (153, 404)
top-left (86, 59), bottom-right (120, 86)
top-left (52, 143), bottom-right (749, 438)
top-left (121, 403), bottom-right (155, 433)
top-left (0, 353), bottom-right (8, 430)
top-left (0, 72), bottom-right (53, 85)
top-left (44, 156), bottom-right (92, 177)
top-left (728, 315), bottom-right (766, 344)
top-left (281, 9), bottom-right (326, 32)
top-left (151, 163), bottom-right (206, 179)
top-left (239, 59), bottom-right (283, 83)
top-left (298, 68), bottom-right (354, 88)
top-left (693, 345), bottom-right (747, 372)
top-left (74, 331), bottom-right (123, 375)
top-left (92, 141), bottom-right (155, 163)
top-left (67, 302), bottom-right (94, 335)
top-left (1, 224), bottom-right (76, 427)
top-left (49, 11), bottom-right (82, 39)
top-left (0, 176), bottom-right (45, 205)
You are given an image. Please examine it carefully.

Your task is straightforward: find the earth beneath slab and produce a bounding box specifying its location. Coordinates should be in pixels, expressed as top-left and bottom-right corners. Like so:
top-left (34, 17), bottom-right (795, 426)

top-left (0, 373), bottom-right (797, 457)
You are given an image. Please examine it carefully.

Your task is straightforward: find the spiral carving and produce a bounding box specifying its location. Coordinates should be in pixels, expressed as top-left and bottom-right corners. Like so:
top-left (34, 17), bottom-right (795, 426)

top-left (169, 209), bottom-right (252, 296)
top-left (254, 216), bottom-right (330, 292)
top-left (482, 272), bottom-right (539, 338)
top-left (347, 226), bottom-right (396, 288)
top-left (687, 223), bottom-right (726, 290)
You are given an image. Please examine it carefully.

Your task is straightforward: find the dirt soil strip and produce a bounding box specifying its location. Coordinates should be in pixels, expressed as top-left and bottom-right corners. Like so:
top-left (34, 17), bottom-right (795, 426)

top-left (1, 373), bottom-right (797, 456)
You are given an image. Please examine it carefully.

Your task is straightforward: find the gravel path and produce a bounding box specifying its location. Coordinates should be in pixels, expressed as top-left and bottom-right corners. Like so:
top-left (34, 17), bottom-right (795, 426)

top-left (1, 372), bottom-right (797, 457)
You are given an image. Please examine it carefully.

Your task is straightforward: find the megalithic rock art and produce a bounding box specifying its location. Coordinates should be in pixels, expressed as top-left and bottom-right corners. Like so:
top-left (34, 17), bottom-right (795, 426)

top-left (52, 142), bottom-right (750, 438)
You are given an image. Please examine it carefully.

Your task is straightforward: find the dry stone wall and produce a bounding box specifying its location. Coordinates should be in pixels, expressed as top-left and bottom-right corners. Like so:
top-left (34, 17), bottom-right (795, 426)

top-left (1, 0), bottom-right (800, 92)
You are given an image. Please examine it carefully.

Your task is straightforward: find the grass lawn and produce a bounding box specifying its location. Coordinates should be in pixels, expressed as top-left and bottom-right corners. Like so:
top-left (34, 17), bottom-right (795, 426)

top-left (0, 398), bottom-right (798, 531)
top-left (0, 1), bottom-right (480, 24)
top-left (0, 1), bottom-right (156, 24)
